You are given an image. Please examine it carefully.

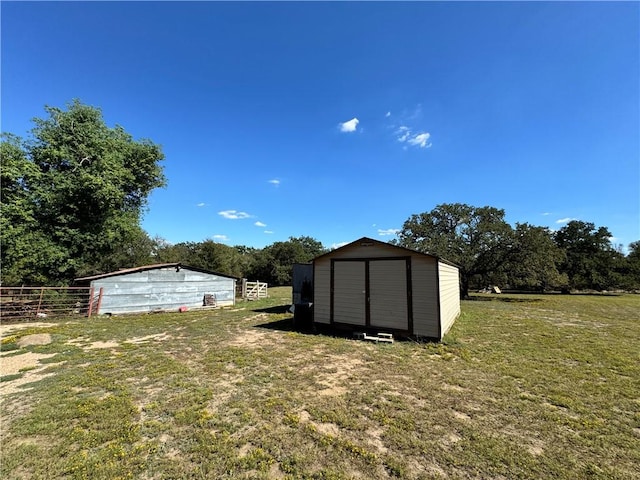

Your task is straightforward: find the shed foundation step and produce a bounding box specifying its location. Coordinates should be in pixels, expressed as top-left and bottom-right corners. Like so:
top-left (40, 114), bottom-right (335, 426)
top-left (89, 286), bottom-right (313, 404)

top-left (353, 332), bottom-right (394, 344)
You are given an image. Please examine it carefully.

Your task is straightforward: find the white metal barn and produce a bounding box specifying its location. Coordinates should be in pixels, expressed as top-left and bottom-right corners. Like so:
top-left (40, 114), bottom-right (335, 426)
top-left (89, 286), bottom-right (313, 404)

top-left (312, 237), bottom-right (460, 340)
top-left (75, 263), bottom-right (237, 315)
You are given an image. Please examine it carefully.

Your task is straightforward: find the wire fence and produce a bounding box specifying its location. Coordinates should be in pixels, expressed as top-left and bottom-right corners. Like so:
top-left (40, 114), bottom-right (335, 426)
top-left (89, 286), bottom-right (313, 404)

top-left (0, 286), bottom-right (103, 323)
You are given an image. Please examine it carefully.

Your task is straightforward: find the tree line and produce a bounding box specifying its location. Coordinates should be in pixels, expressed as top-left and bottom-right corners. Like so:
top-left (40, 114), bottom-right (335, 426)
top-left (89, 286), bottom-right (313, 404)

top-left (2, 101), bottom-right (639, 294)
top-left (394, 204), bottom-right (639, 297)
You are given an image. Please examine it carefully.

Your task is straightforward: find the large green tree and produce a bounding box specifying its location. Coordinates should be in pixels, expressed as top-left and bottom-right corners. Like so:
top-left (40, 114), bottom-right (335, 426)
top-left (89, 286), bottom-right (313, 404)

top-left (1, 100), bottom-right (166, 284)
top-left (554, 220), bottom-right (619, 291)
top-left (247, 236), bottom-right (326, 286)
top-left (498, 223), bottom-right (567, 291)
top-left (396, 203), bottom-right (513, 298)
top-left (154, 239), bottom-right (252, 279)
top-left (623, 241), bottom-right (640, 290)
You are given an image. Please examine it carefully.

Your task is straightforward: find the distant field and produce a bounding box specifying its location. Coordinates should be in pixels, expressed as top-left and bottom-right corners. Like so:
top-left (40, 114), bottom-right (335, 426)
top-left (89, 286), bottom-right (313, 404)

top-left (1, 288), bottom-right (639, 479)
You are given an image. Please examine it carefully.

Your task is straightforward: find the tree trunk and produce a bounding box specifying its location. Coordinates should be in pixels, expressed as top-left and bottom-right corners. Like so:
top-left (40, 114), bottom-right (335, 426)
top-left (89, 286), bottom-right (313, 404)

top-left (460, 273), bottom-right (470, 299)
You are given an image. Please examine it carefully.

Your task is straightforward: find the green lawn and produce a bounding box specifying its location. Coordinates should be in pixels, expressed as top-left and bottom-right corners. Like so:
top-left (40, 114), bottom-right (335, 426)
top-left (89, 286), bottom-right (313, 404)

top-left (1, 288), bottom-right (639, 479)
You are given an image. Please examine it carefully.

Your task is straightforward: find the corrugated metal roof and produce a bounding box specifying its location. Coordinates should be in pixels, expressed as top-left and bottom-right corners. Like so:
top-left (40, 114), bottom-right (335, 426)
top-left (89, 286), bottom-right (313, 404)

top-left (74, 263), bottom-right (240, 283)
top-left (313, 237), bottom-right (460, 268)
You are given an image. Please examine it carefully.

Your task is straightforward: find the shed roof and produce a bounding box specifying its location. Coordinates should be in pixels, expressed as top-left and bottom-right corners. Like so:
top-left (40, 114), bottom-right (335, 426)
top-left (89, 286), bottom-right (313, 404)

top-left (313, 237), bottom-right (459, 268)
top-left (74, 263), bottom-right (240, 283)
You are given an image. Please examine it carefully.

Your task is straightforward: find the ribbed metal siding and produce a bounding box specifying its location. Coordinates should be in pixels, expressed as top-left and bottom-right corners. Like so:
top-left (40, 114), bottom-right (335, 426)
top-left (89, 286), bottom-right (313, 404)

top-left (333, 261), bottom-right (367, 326)
top-left (93, 267), bottom-right (236, 314)
top-left (438, 261), bottom-right (461, 337)
top-left (410, 256), bottom-right (440, 338)
top-left (369, 259), bottom-right (408, 330)
top-left (313, 259), bottom-right (331, 324)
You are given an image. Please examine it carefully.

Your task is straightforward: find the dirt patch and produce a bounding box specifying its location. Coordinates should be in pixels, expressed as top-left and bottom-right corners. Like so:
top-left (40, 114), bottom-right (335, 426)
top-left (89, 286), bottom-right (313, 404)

top-left (0, 351), bottom-right (61, 396)
top-left (0, 322), bottom-right (56, 337)
top-left (206, 374), bottom-right (245, 412)
top-left (226, 325), bottom-right (281, 349)
top-left (17, 334), bottom-right (52, 347)
top-left (86, 340), bottom-right (120, 349)
top-left (442, 383), bottom-right (466, 392)
top-left (452, 410), bottom-right (471, 421)
top-left (365, 427), bottom-right (388, 454)
top-left (311, 354), bottom-right (366, 397)
top-left (126, 332), bottom-right (171, 344)
top-left (1, 351), bottom-right (56, 377)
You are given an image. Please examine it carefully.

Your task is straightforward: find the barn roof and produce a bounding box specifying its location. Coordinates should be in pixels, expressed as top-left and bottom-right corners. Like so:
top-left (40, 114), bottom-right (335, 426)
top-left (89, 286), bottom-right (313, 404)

top-left (313, 237), bottom-right (460, 268)
top-left (74, 263), bottom-right (240, 283)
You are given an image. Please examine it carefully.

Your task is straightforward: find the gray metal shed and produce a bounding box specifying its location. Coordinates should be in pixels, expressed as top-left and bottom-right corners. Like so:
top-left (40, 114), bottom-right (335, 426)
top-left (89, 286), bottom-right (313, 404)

top-left (75, 263), bottom-right (237, 315)
top-left (312, 237), bottom-right (460, 340)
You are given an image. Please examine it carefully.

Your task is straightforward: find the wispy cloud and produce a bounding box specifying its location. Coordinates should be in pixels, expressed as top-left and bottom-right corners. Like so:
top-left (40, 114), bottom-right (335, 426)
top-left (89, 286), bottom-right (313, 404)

top-left (396, 126), bottom-right (431, 149)
top-left (254, 221), bottom-right (267, 227)
top-left (196, 202), bottom-right (207, 207)
top-left (396, 126), bottom-right (411, 142)
top-left (408, 132), bottom-right (431, 148)
top-left (218, 210), bottom-right (251, 220)
top-left (388, 104), bottom-right (432, 150)
top-left (339, 117), bottom-right (359, 133)
top-left (378, 228), bottom-right (400, 236)
top-left (264, 230), bottom-right (274, 234)
top-left (268, 179), bottom-right (280, 186)
top-left (331, 241), bottom-right (349, 250)
top-left (556, 217), bottom-right (576, 224)
top-left (385, 111), bottom-right (391, 117)
top-left (542, 212), bottom-right (551, 216)
top-left (213, 234), bottom-right (229, 242)
top-left (408, 103), bottom-right (423, 120)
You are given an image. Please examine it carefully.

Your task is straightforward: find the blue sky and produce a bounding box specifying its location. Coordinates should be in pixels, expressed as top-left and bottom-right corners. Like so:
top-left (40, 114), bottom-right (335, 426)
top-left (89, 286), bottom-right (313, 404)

top-left (2, 1), bottom-right (639, 251)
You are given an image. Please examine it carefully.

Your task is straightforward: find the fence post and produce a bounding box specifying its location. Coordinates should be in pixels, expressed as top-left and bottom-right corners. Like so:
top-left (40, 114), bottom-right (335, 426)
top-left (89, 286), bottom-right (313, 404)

top-left (95, 288), bottom-right (104, 316)
top-left (36, 287), bottom-right (45, 316)
top-left (87, 286), bottom-right (95, 318)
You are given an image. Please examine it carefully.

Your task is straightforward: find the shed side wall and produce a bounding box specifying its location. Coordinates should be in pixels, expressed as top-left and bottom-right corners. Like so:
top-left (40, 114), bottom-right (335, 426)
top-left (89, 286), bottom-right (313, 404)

top-left (94, 268), bottom-right (236, 314)
top-left (438, 261), bottom-right (461, 338)
top-left (410, 256), bottom-right (440, 338)
top-left (313, 258), bottom-right (331, 324)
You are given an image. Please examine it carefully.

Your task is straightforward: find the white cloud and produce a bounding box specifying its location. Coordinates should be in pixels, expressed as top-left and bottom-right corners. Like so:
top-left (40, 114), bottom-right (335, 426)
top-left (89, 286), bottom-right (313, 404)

top-left (255, 221), bottom-right (267, 227)
top-left (264, 230), bottom-right (274, 234)
top-left (339, 117), bottom-right (359, 133)
top-left (408, 132), bottom-right (431, 148)
top-left (331, 241), bottom-right (349, 250)
top-left (396, 126), bottom-right (411, 143)
top-left (385, 111), bottom-right (391, 117)
top-left (196, 202), bottom-right (206, 207)
top-left (542, 212), bottom-right (551, 216)
top-left (556, 217), bottom-right (576, 224)
top-left (396, 126), bottom-right (432, 149)
top-left (378, 228), bottom-right (400, 236)
top-left (268, 179), bottom-right (280, 186)
top-left (213, 234), bottom-right (229, 242)
top-left (218, 210), bottom-right (251, 220)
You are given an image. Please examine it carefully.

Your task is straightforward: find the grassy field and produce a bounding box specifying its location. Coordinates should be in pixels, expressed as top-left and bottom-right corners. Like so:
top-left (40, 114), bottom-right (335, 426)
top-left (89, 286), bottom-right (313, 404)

top-left (1, 288), bottom-right (639, 479)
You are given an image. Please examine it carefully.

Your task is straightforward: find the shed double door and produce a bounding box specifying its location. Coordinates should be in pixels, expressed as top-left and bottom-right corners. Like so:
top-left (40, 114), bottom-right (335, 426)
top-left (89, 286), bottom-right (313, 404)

top-left (332, 258), bottom-right (409, 331)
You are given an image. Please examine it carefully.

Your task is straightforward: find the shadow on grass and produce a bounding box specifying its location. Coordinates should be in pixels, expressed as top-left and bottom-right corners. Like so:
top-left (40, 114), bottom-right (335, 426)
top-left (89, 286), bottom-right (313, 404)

top-left (254, 316), bottom-right (432, 343)
top-left (251, 305), bottom-right (292, 314)
top-left (254, 316), bottom-right (318, 336)
top-left (467, 295), bottom-right (544, 303)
